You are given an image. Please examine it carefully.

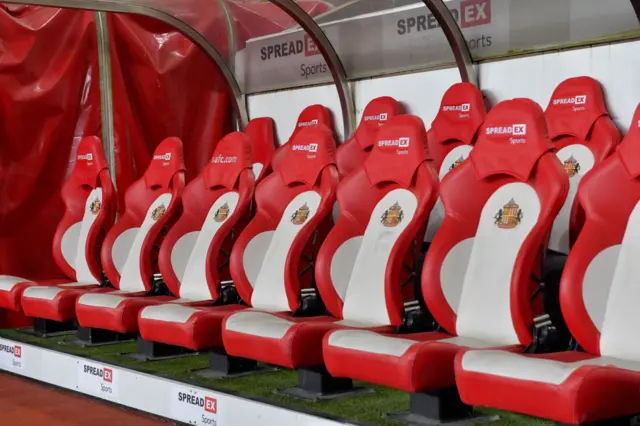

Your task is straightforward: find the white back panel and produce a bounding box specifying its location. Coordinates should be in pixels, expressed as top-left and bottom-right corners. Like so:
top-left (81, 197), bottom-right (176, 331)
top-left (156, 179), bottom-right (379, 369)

top-left (250, 191), bottom-right (321, 311)
top-left (118, 193), bottom-right (173, 293)
top-left (252, 163), bottom-right (264, 180)
top-left (440, 237), bottom-right (475, 314)
top-left (171, 232), bottom-right (199, 283)
top-left (329, 236), bottom-right (363, 302)
top-left (243, 231), bottom-right (274, 288)
top-left (456, 183), bottom-right (541, 346)
top-left (180, 192), bottom-right (239, 300)
top-left (548, 145), bottom-right (595, 254)
top-left (60, 223), bottom-right (81, 269)
top-left (341, 189), bottom-right (418, 327)
top-left (73, 188), bottom-right (103, 284)
top-left (601, 201), bottom-right (640, 360)
top-left (425, 145), bottom-right (474, 242)
top-left (112, 228), bottom-right (139, 274)
top-left (583, 245), bottom-right (620, 332)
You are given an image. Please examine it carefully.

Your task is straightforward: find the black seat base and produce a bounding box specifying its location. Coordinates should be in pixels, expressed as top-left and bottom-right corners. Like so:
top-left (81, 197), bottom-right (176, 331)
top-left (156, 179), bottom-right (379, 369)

top-left (274, 365), bottom-right (374, 401)
top-left (124, 337), bottom-right (196, 361)
top-left (193, 348), bottom-right (277, 379)
top-left (71, 327), bottom-right (135, 347)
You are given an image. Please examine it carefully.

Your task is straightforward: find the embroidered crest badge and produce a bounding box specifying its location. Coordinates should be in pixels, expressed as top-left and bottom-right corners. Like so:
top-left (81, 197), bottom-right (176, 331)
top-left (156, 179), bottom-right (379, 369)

top-left (563, 155), bottom-right (581, 178)
top-left (89, 198), bottom-right (101, 215)
top-left (214, 202), bottom-right (230, 222)
top-left (291, 203), bottom-right (310, 225)
top-left (381, 201), bottom-right (404, 228)
top-left (151, 204), bottom-right (166, 221)
top-left (448, 155), bottom-right (465, 171)
top-left (494, 198), bottom-right (523, 229)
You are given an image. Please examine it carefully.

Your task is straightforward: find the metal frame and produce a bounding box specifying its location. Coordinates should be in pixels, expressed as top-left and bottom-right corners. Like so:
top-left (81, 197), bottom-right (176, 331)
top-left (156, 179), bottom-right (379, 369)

top-left (421, 0), bottom-right (477, 85)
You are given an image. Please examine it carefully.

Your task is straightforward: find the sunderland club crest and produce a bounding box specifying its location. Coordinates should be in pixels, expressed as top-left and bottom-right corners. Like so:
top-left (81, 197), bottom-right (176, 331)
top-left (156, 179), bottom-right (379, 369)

top-left (89, 198), bottom-right (101, 215)
top-left (151, 204), bottom-right (166, 221)
top-left (291, 203), bottom-right (310, 225)
top-left (494, 198), bottom-right (523, 229)
top-left (381, 201), bottom-right (404, 228)
top-left (214, 202), bottom-right (230, 222)
top-left (448, 155), bottom-right (465, 171)
top-left (563, 155), bottom-right (581, 178)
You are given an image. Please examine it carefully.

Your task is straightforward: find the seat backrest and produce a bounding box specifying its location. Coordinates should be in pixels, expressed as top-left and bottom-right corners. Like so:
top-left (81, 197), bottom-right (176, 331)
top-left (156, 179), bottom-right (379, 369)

top-left (545, 76), bottom-right (620, 254)
top-left (560, 105), bottom-right (640, 358)
top-left (335, 96), bottom-right (404, 178)
top-left (53, 136), bottom-right (117, 284)
top-left (230, 125), bottom-right (339, 312)
top-left (159, 132), bottom-right (255, 301)
top-left (243, 117), bottom-right (276, 181)
top-left (101, 137), bottom-right (186, 292)
top-left (424, 83), bottom-right (487, 242)
top-left (422, 99), bottom-right (569, 347)
top-left (270, 104), bottom-right (334, 170)
top-left (316, 115), bottom-right (439, 327)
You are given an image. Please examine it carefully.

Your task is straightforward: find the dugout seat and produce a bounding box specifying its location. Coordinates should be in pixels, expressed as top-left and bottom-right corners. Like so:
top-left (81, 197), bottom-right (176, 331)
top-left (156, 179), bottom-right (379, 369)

top-left (0, 137), bottom-right (116, 313)
top-left (321, 99), bottom-right (569, 420)
top-left (21, 138), bottom-right (185, 332)
top-left (454, 104), bottom-right (640, 425)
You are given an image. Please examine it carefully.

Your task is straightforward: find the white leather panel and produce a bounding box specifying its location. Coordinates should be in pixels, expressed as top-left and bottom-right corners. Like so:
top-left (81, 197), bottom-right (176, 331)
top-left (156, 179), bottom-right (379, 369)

top-left (460, 349), bottom-right (640, 385)
top-left (250, 191), bottom-right (321, 312)
top-left (583, 245), bottom-right (620, 331)
top-left (252, 162), bottom-right (264, 180)
top-left (78, 293), bottom-right (127, 309)
top-left (224, 311), bottom-right (295, 339)
top-left (180, 192), bottom-right (239, 300)
top-left (342, 189), bottom-right (418, 327)
top-left (22, 286), bottom-right (64, 301)
top-left (112, 228), bottom-right (139, 274)
top-left (61, 222), bottom-right (81, 270)
top-left (58, 282), bottom-right (96, 287)
top-left (329, 236), bottom-right (363, 301)
top-left (440, 238), bottom-right (474, 314)
top-left (119, 193), bottom-right (173, 293)
top-left (456, 183), bottom-right (541, 346)
top-left (549, 145), bottom-right (595, 254)
top-left (74, 188), bottom-right (103, 284)
top-left (243, 231), bottom-right (274, 288)
top-left (425, 145), bottom-right (474, 242)
top-left (327, 330), bottom-right (418, 357)
top-left (171, 231), bottom-right (199, 285)
top-left (601, 201), bottom-right (640, 361)
top-left (140, 304), bottom-right (199, 323)
top-left (0, 276), bottom-right (31, 292)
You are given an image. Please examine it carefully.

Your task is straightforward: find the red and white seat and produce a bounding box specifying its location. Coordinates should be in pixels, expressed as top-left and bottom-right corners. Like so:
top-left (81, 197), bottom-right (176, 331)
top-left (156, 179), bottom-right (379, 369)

top-left (270, 104), bottom-right (334, 171)
top-left (220, 124), bottom-right (340, 368)
top-left (135, 132), bottom-right (258, 350)
top-left (221, 115), bottom-right (438, 371)
top-left (544, 76), bottom-right (620, 254)
top-left (321, 99), bottom-right (568, 402)
top-left (0, 136), bottom-right (116, 313)
top-left (424, 82), bottom-right (486, 242)
top-left (335, 96), bottom-right (404, 178)
top-left (21, 138), bottom-right (185, 330)
top-left (454, 105), bottom-right (640, 425)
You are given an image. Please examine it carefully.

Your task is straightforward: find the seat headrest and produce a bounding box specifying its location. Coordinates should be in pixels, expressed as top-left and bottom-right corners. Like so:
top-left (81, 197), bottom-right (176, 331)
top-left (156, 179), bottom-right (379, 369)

top-left (144, 137), bottom-right (186, 189)
top-left (290, 104), bottom-right (332, 141)
top-left (279, 124), bottom-right (336, 186)
top-left (244, 117), bottom-right (275, 162)
top-left (618, 104), bottom-right (640, 178)
top-left (72, 136), bottom-right (110, 187)
top-left (545, 76), bottom-right (608, 141)
top-left (430, 82), bottom-right (486, 146)
top-left (470, 98), bottom-right (553, 181)
top-left (364, 115), bottom-right (429, 187)
top-left (203, 132), bottom-right (252, 189)
top-left (354, 97), bottom-right (404, 150)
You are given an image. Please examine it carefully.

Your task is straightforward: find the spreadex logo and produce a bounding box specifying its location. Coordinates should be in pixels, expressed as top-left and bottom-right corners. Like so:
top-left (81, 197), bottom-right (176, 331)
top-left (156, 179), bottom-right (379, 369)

top-left (0, 343), bottom-right (21, 358)
top-left (298, 119), bottom-right (318, 128)
top-left (443, 103), bottom-right (471, 112)
top-left (364, 113), bottom-right (389, 122)
top-left (553, 95), bottom-right (587, 106)
top-left (83, 365), bottom-right (113, 382)
top-left (486, 124), bottom-right (527, 144)
top-left (261, 34), bottom-right (320, 61)
top-left (398, 0), bottom-right (491, 35)
top-left (178, 393), bottom-right (217, 413)
top-left (292, 143), bottom-right (318, 153)
top-left (77, 153), bottom-right (93, 161)
top-left (378, 137), bottom-right (410, 148)
top-left (211, 154), bottom-right (238, 164)
top-left (154, 153), bottom-right (172, 161)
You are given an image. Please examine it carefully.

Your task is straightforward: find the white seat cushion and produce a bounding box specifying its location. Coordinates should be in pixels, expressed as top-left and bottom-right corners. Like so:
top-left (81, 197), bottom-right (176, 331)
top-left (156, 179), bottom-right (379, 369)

top-left (140, 304), bottom-right (200, 323)
top-left (23, 287), bottom-right (65, 301)
top-left (78, 293), bottom-right (128, 309)
top-left (460, 349), bottom-right (640, 385)
top-left (224, 311), bottom-right (294, 339)
top-left (58, 282), bottom-right (97, 288)
top-left (0, 276), bottom-right (31, 292)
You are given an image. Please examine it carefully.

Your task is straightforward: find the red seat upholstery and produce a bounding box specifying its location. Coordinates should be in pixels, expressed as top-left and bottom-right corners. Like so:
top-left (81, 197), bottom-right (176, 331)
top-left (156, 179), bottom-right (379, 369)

top-left (455, 105), bottom-right (640, 425)
top-left (424, 82), bottom-right (486, 242)
top-left (545, 77), bottom-right (620, 254)
top-left (335, 96), bottom-right (404, 178)
top-left (270, 104), bottom-right (334, 171)
top-left (220, 125), bottom-right (340, 367)
top-left (0, 136), bottom-right (116, 312)
top-left (136, 132), bottom-right (258, 350)
top-left (243, 117), bottom-right (276, 181)
top-left (22, 138), bottom-right (185, 329)
top-left (322, 98), bottom-right (569, 393)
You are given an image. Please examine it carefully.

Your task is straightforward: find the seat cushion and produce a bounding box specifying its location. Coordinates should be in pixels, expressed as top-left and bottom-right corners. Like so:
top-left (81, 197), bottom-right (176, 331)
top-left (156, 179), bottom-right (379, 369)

top-left (76, 292), bottom-right (171, 334)
top-left (455, 349), bottom-right (640, 424)
top-left (323, 330), bottom-right (519, 392)
top-left (21, 285), bottom-right (112, 322)
top-left (222, 310), bottom-right (344, 369)
top-left (138, 304), bottom-right (246, 351)
top-left (0, 277), bottom-right (71, 312)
